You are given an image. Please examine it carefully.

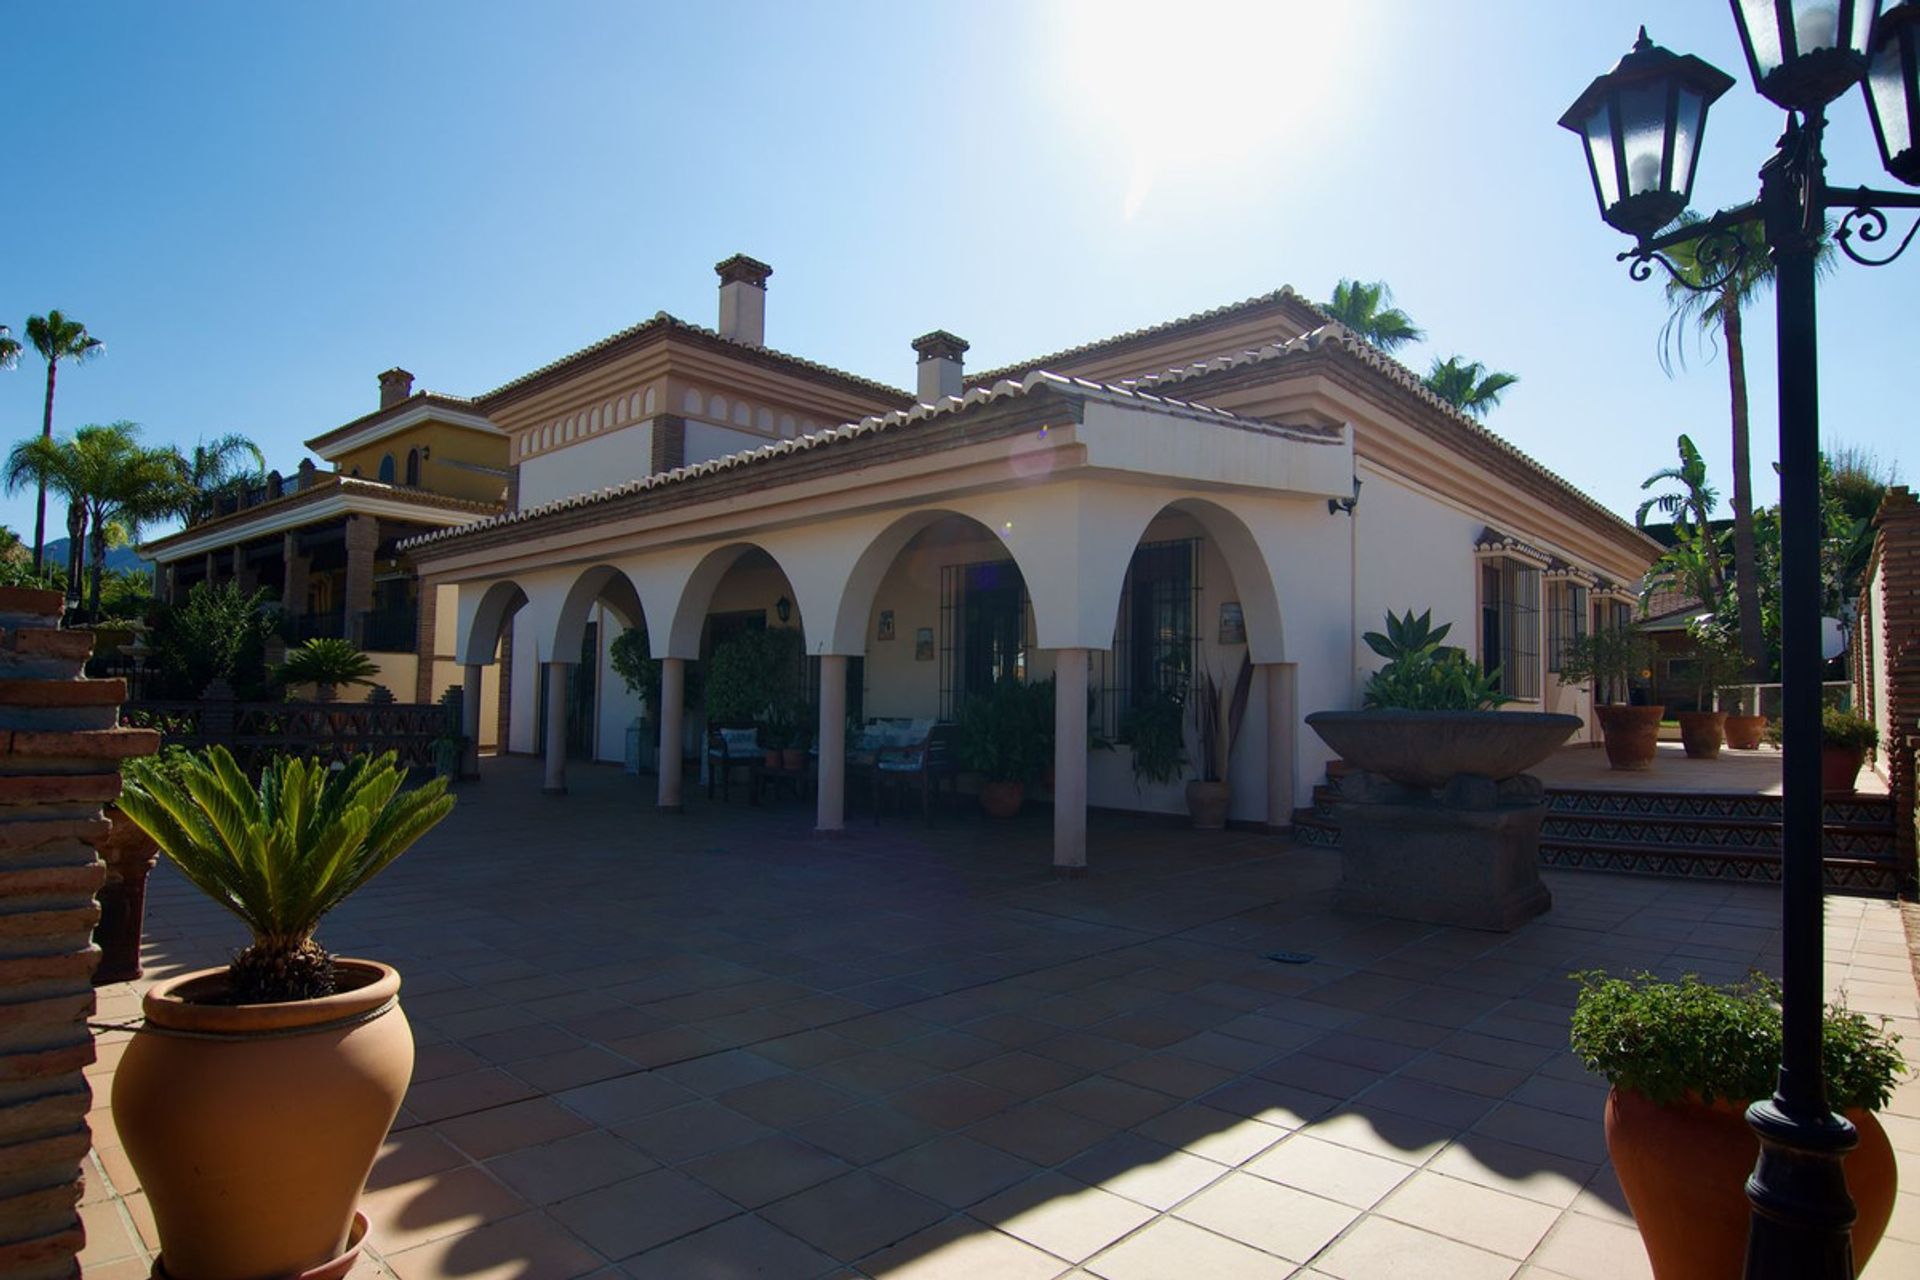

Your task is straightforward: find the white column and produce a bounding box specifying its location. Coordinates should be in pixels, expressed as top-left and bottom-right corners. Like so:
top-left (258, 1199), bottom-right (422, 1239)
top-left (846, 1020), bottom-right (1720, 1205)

top-left (815, 655), bottom-right (848, 833)
top-left (1263, 662), bottom-right (1297, 830)
top-left (657, 657), bottom-right (685, 812)
top-left (1053, 648), bottom-right (1089, 874)
top-left (543, 661), bottom-right (569, 795)
top-left (461, 662), bottom-right (484, 779)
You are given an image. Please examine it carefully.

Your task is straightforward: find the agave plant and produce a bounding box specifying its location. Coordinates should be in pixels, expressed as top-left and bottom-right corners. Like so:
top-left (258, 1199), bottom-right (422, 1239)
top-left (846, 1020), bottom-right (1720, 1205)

top-left (277, 637), bottom-right (381, 701)
top-left (117, 747), bottom-right (454, 1003)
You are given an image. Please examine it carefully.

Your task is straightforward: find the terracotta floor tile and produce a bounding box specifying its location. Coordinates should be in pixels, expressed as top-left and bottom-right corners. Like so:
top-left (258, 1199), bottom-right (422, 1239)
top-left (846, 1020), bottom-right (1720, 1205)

top-left (555, 1071), bottom-right (699, 1126)
top-left (1048, 1077), bottom-right (1178, 1130)
top-left (858, 1217), bottom-right (1071, 1280)
top-left (432, 1097), bottom-right (591, 1160)
top-left (620, 1212), bottom-right (841, 1279)
top-left (890, 1076), bottom-right (1019, 1130)
top-left (403, 1068), bottom-right (538, 1124)
top-left (1086, 1216), bottom-right (1294, 1280)
top-left (76, 1199), bottom-right (140, 1265)
top-left (1245, 1132), bottom-right (1415, 1208)
top-left (758, 1170), bottom-right (948, 1262)
top-left (1315, 1215), bottom-right (1518, 1280)
top-left (682, 1133), bottom-right (853, 1209)
top-left (485, 1129), bottom-right (659, 1204)
top-left (549, 1168), bottom-right (737, 1260)
top-left (1173, 1170), bottom-right (1358, 1263)
top-left (359, 1166), bottom-right (531, 1254)
top-left (719, 1074), bottom-right (858, 1129)
top-left (1131, 1103), bottom-right (1290, 1167)
top-left (793, 1100), bottom-right (944, 1165)
top-left (974, 1172), bottom-right (1156, 1264)
top-left (968, 1102), bottom-right (1116, 1167)
top-left (876, 1133), bottom-right (1043, 1208)
top-left (366, 1128), bottom-right (470, 1193)
top-left (1524, 1212), bottom-right (1654, 1280)
top-left (1376, 1169), bottom-right (1561, 1259)
top-left (508, 1045), bottom-right (639, 1094)
top-left (1058, 1133), bottom-right (1227, 1211)
top-left (654, 1049), bottom-right (791, 1096)
top-left (612, 1099), bottom-right (773, 1164)
top-left (1426, 1137), bottom-right (1597, 1209)
top-left (383, 1210), bottom-right (604, 1280)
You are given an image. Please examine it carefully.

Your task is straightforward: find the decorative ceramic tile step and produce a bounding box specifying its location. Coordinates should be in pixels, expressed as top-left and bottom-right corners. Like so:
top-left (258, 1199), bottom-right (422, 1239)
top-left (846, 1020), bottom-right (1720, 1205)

top-left (1538, 841), bottom-right (1899, 895)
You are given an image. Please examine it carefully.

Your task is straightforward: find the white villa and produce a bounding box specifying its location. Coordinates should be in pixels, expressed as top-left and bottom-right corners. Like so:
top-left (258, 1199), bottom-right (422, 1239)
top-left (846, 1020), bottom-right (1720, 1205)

top-left (403, 254), bottom-right (1658, 870)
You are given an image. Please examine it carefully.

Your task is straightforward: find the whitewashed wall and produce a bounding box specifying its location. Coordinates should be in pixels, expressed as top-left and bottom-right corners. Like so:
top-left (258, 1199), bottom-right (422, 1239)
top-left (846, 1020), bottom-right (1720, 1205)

top-left (518, 422), bottom-right (655, 510)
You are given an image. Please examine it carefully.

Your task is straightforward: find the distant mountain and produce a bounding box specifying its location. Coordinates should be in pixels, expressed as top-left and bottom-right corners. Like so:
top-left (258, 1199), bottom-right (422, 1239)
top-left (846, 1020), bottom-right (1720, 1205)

top-left (39, 538), bottom-right (146, 573)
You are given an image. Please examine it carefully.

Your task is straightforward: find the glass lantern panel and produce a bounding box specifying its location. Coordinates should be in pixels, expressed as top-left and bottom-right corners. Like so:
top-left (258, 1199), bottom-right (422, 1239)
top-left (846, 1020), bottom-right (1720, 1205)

top-left (1669, 87), bottom-right (1707, 196)
top-left (1619, 81), bottom-right (1670, 195)
top-left (1792, 1), bottom-right (1844, 52)
top-left (1741, 0), bottom-right (1787, 72)
top-left (1868, 34), bottom-right (1914, 156)
top-left (1584, 101), bottom-right (1620, 208)
top-left (1847, 1), bottom-right (1878, 56)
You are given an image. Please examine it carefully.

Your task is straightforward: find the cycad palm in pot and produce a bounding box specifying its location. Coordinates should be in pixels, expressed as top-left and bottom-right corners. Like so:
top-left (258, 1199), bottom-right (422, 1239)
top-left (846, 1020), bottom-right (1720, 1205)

top-left (111, 748), bottom-right (454, 1279)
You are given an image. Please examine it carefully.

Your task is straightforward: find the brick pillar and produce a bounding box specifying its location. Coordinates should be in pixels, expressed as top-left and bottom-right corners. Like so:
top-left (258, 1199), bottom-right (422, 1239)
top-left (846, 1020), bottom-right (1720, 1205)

top-left (0, 587), bottom-right (157, 1278)
top-left (343, 516), bottom-right (379, 645)
top-left (282, 533), bottom-right (310, 616)
top-left (1861, 487), bottom-right (1920, 885)
top-left (413, 584), bottom-right (437, 704)
top-left (497, 626), bottom-right (515, 751)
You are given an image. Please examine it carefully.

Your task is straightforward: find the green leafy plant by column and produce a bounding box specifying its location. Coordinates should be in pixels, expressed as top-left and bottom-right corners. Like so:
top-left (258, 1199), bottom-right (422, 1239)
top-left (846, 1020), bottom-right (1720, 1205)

top-left (957, 677), bottom-right (1054, 783)
top-left (276, 637), bottom-right (380, 701)
top-left (1192, 656), bottom-right (1253, 782)
top-left (1681, 619), bottom-right (1749, 711)
top-left (1556, 625), bottom-right (1656, 705)
top-left (703, 627), bottom-right (804, 725)
top-left (117, 747), bottom-right (455, 1003)
top-left (1119, 691), bottom-right (1185, 787)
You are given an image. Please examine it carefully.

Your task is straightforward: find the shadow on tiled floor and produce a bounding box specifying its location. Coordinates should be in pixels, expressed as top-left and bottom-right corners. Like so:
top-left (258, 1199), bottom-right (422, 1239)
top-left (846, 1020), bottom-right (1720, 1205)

top-left (83, 756), bottom-right (1920, 1279)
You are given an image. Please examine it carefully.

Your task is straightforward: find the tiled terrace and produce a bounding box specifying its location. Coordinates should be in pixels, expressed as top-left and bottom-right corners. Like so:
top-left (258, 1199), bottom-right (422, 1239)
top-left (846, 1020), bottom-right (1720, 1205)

top-left (82, 758), bottom-right (1920, 1279)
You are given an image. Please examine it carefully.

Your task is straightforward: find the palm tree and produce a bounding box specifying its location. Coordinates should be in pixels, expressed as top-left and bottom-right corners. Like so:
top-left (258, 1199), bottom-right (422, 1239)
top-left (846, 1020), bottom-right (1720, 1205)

top-left (1323, 279), bottom-right (1425, 353)
top-left (1423, 356), bottom-right (1520, 418)
top-left (24, 312), bottom-right (104, 572)
top-left (67, 423), bottom-right (183, 619)
top-left (4, 435), bottom-right (88, 602)
top-left (1660, 210), bottom-right (1834, 676)
top-left (0, 324), bottom-right (19, 370)
top-left (1637, 433), bottom-right (1727, 602)
top-left (175, 433), bottom-right (267, 522)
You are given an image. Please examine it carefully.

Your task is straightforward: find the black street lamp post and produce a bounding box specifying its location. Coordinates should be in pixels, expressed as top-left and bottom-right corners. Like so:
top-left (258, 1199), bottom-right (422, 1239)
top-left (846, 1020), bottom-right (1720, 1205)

top-left (1559, 4), bottom-right (1920, 1278)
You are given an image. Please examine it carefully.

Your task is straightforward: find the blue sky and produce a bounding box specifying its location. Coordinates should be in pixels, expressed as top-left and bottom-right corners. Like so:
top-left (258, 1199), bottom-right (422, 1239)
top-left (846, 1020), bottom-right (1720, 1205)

top-left (2, 1), bottom-right (1910, 545)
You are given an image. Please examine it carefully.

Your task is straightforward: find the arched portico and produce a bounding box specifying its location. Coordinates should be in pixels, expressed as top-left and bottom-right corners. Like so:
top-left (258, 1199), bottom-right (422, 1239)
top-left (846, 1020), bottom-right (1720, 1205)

top-left (453, 579), bottom-right (529, 782)
top-left (537, 565), bottom-right (651, 798)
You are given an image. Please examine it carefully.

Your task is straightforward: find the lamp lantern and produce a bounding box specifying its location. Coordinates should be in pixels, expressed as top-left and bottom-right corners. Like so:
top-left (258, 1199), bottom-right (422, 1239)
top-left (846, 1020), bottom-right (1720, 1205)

top-left (1865, 0), bottom-right (1920, 182)
top-left (1559, 28), bottom-right (1736, 240)
top-left (1731, 0), bottom-right (1881, 110)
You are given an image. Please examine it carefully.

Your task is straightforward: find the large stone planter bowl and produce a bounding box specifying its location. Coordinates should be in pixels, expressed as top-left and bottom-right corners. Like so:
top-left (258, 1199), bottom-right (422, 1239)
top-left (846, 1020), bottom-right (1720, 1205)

top-left (1306, 710), bottom-right (1582, 790)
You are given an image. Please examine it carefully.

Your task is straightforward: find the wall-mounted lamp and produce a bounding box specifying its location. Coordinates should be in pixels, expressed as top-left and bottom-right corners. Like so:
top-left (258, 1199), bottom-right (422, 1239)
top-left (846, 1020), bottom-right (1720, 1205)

top-left (1328, 475), bottom-right (1363, 516)
top-left (775, 595), bottom-right (792, 623)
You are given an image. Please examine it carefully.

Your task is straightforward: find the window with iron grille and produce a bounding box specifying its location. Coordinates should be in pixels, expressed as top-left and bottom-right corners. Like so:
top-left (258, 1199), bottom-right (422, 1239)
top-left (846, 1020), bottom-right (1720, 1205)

top-left (1545, 581), bottom-right (1589, 674)
top-left (1481, 558), bottom-right (1541, 700)
top-left (1093, 539), bottom-right (1202, 740)
top-left (939, 561), bottom-right (1030, 719)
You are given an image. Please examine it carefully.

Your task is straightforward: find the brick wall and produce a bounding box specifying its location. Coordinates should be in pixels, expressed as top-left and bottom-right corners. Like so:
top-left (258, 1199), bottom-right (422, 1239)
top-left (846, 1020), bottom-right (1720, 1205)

top-left (1855, 486), bottom-right (1920, 888)
top-left (0, 587), bottom-right (157, 1277)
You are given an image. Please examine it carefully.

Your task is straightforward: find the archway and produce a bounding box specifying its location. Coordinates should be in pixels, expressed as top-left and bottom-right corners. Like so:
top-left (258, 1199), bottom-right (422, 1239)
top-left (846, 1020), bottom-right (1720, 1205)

top-left (453, 579), bottom-right (529, 780)
top-left (538, 566), bottom-right (651, 787)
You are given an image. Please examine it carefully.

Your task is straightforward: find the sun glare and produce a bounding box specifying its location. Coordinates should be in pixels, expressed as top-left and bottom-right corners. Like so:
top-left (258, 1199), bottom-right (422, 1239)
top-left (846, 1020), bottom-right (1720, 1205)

top-left (1052, 0), bottom-right (1362, 219)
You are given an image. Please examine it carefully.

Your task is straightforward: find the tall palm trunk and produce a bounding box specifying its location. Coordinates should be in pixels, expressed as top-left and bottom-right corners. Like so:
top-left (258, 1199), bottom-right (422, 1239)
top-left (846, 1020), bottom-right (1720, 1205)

top-left (87, 509), bottom-right (108, 620)
top-left (1722, 296), bottom-right (1766, 677)
top-left (63, 503), bottom-right (84, 604)
top-left (32, 358), bottom-right (57, 573)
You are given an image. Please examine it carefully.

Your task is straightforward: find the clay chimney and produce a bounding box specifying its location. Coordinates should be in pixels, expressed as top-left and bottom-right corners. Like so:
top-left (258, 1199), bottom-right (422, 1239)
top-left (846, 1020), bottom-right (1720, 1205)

top-left (912, 331), bottom-right (969, 404)
top-left (714, 254), bottom-right (772, 347)
top-left (378, 367), bottom-right (414, 410)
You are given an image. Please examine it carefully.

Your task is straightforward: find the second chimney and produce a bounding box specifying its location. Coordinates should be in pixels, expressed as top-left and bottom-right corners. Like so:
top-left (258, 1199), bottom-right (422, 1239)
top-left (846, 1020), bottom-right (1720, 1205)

top-left (715, 254), bottom-right (773, 347)
top-left (378, 367), bottom-right (415, 410)
top-left (912, 331), bottom-right (969, 404)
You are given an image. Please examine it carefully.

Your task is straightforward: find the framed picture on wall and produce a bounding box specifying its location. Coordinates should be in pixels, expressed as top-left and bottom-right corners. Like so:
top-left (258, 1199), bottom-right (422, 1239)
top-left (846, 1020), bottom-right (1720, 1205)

top-left (914, 627), bottom-right (935, 661)
top-left (877, 609), bottom-right (896, 641)
top-left (1219, 601), bottom-right (1246, 645)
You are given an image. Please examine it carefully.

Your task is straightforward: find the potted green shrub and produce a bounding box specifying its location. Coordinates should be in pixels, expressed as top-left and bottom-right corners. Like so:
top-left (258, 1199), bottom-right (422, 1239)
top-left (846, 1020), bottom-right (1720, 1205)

top-left (783, 700), bottom-right (813, 771)
top-left (1674, 621), bottom-right (1748, 760)
top-left (1570, 970), bottom-right (1903, 1278)
top-left (957, 677), bottom-right (1051, 817)
top-left (1186, 656), bottom-right (1251, 829)
top-left (276, 636), bottom-right (381, 703)
top-left (1821, 708), bottom-right (1879, 794)
top-left (1119, 689), bottom-right (1185, 791)
top-left (1557, 626), bottom-right (1662, 769)
top-left (111, 748), bottom-right (454, 1279)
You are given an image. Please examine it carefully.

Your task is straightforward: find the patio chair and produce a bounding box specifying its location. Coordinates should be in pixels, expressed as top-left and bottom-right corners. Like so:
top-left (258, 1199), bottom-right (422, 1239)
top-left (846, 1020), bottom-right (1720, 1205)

top-left (872, 722), bottom-right (959, 823)
top-left (706, 726), bottom-right (762, 802)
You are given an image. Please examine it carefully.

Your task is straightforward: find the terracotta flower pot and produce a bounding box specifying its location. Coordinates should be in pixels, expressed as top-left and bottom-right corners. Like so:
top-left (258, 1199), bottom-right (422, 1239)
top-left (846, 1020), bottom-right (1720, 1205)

top-left (1605, 1088), bottom-right (1897, 1279)
top-left (1724, 714), bottom-right (1767, 750)
top-left (1186, 779), bottom-right (1231, 830)
top-left (1822, 745), bottom-right (1866, 794)
top-left (1675, 710), bottom-right (1727, 760)
top-left (763, 749), bottom-right (783, 770)
top-left (113, 960), bottom-right (413, 1280)
top-left (1596, 704), bottom-right (1665, 771)
top-left (781, 748), bottom-right (806, 771)
top-left (979, 780), bottom-right (1024, 818)
top-left (93, 806), bottom-right (161, 984)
